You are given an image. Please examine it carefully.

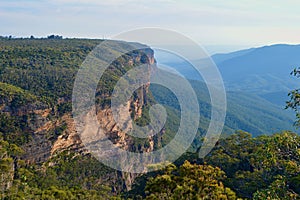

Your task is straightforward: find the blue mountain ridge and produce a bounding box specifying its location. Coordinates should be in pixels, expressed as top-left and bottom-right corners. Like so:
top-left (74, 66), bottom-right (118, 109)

top-left (153, 44), bottom-right (300, 136)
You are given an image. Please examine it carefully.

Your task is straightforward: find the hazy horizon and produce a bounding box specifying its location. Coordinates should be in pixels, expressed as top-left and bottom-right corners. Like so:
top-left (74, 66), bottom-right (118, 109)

top-left (2, 34), bottom-right (295, 55)
top-left (1, 0), bottom-right (300, 50)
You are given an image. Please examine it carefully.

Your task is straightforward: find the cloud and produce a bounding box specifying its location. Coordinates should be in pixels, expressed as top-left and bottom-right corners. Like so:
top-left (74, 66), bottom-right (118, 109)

top-left (0, 0), bottom-right (300, 47)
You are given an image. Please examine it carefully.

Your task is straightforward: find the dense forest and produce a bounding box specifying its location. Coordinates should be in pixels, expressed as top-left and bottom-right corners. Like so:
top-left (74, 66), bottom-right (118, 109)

top-left (0, 37), bottom-right (300, 199)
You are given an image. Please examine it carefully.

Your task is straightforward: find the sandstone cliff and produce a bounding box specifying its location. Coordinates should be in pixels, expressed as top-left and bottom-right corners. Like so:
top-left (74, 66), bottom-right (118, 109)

top-left (0, 40), bottom-right (161, 192)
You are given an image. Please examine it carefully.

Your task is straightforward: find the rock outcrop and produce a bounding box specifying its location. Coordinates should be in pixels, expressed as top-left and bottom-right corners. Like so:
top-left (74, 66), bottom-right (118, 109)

top-left (0, 41), bottom-right (161, 192)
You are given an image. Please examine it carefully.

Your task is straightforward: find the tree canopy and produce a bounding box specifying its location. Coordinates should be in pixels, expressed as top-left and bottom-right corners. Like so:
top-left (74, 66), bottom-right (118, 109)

top-left (286, 67), bottom-right (300, 126)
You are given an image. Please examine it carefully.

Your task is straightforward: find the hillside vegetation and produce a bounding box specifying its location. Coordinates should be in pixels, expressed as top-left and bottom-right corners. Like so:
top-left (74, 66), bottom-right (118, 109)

top-left (0, 38), bottom-right (299, 199)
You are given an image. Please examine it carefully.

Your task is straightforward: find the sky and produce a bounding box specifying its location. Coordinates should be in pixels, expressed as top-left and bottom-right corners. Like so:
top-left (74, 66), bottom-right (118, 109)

top-left (1, 0), bottom-right (300, 53)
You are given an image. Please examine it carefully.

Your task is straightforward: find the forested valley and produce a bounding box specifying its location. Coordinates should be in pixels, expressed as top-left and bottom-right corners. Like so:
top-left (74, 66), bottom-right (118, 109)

top-left (0, 37), bottom-right (300, 199)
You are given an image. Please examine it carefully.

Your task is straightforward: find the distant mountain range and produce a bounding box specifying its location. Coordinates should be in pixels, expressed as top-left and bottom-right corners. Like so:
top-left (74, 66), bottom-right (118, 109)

top-left (154, 44), bottom-right (300, 135)
top-left (213, 44), bottom-right (300, 105)
top-left (156, 44), bottom-right (300, 106)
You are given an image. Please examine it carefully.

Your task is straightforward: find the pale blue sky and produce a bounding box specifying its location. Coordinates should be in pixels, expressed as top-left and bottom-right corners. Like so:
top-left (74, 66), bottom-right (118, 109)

top-left (1, 0), bottom-right (300, 53)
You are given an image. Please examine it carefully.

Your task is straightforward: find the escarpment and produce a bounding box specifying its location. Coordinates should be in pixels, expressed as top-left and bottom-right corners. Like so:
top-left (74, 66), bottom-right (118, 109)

top-left (55, 45), bottom-right (161, 190)
top-left (0, 39), bottom-right (163, 192)
top-left (52, 44), bottom-right (159, 155)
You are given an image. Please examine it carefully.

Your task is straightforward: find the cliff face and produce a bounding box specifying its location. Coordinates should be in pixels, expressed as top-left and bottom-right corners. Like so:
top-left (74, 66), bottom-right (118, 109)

top-left (0, 40), bottom-right (160, 192)
top-left (0, 45), bottom-right (156, 164)
top-left (51, 47), bottom-right (157, 155)
top-left (49, 48), bottom-right (158, 190)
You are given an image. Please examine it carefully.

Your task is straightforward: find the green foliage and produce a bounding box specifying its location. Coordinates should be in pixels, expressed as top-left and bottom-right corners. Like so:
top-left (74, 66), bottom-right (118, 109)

top-left (57, 102), bottom-right (72, 116)
top-left (43, 151), bottom-right (117, 190)
top-left (205, 131), bottom-right (300, 199)
top-left (253, 177), bottom-right (299, 200)
top-left (0, 82), bottom-right (48, 145)
top-left (0, 82), bottom-right (37, 107)
top-left (0, 136), bottom-right (24, 197)
top-left (1, 147), bottom-right (122, 199)
top-left (129, 131), bottom-right (300, 199)
top-left (144, 161), bottom-right (237, 200)
top-left (0, 111), bottom-right (32, 145)
top-left (4, 184), bottom-right (118, 200)
top-left (0, 38), bottom-right (101, 104)
top-left (286, 67), bottom-right (300, 126)
top-left (290, 174), bottom-right (300, 194)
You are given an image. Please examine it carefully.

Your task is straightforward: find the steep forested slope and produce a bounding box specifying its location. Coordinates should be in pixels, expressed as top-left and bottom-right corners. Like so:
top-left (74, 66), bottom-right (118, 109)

top-left (0, 38), bottom-right (158, 198)
top-left (1, 38), bottom-right (299, 199)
